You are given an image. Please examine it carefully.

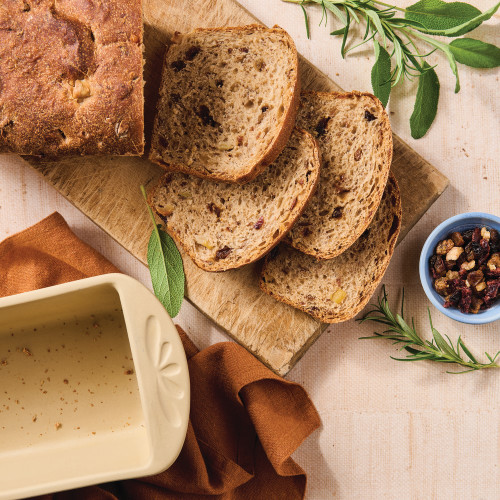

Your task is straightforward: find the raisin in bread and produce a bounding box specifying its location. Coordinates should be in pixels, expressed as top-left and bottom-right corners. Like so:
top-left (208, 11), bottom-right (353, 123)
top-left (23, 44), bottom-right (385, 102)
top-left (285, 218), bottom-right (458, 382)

top-left (260, 174), bottom-right (401, 323)
top-left (285, 91), bottom-right (392, 259)
top-left (148, 128), bottom-right (320, 272)
top-left (149, 25), bottom-right (299, 184)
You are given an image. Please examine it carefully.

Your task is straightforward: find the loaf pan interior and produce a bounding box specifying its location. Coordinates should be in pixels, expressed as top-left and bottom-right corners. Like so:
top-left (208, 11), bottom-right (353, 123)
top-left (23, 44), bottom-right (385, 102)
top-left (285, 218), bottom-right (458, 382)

top-left (0, 284), bottom-right (151, 492)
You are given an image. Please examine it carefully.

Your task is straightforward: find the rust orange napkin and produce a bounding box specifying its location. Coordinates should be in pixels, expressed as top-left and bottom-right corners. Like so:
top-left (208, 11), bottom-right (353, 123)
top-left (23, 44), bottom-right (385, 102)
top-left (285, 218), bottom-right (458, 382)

top-left (0, 213), bottom-right (321, 500)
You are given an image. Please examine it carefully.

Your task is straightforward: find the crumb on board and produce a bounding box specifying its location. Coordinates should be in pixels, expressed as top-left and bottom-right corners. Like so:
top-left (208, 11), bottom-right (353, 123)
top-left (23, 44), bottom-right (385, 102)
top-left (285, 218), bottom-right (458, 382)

top-left (55, 422), bottom-right (62, 430)
top-left (22, 348), bottom-right (32, 356)
top-left (125, 369), bottom-right (134, 375)
top-left (32, 415), bottom-right (37, 422)
top-left (63, 379), bottom-right (69, 384)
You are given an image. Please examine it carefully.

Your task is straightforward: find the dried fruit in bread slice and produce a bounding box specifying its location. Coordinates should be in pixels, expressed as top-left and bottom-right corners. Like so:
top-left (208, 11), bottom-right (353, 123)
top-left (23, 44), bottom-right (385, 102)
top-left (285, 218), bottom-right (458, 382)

top-left (286, 91), bottom-right (393, 259)
top-left (149, 25), bottom-right (300, 184)
top-left (260, 174), bottom-right (401, 323)
top-left (148, 128), bottom-right (320, 272)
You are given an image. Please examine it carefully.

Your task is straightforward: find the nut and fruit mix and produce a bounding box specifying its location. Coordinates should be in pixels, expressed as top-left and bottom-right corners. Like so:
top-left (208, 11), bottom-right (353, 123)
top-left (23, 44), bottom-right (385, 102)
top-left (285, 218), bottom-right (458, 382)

top-left (429, 227), bottom-right (500, 313)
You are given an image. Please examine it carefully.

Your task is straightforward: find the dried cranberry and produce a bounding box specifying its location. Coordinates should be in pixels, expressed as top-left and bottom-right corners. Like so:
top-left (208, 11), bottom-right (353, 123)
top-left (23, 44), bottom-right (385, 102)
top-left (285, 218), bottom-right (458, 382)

top-left (486, 268), bottom-right (500, 279)
top-left (458, 287), bottom-right (472, 313)
top-left (484, 279), bottom-right (499, 303)
top-left (478, 239), bottom-right (490, 265)
top-left (472, 227), bottom-right (481, 243)
top-left (215, 246), bottom-right (232, 260)
top-left (253, 216), bottom-right (264, 230)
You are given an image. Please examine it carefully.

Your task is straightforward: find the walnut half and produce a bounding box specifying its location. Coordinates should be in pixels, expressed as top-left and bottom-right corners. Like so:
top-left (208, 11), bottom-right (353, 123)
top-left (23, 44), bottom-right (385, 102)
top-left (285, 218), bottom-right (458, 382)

top-left (72, 79), bottom-right (91, 102)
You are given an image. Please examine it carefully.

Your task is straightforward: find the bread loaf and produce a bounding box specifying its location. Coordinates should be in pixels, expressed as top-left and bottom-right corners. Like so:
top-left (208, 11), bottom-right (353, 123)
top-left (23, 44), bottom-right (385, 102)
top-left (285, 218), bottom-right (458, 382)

top-left (0, 0), bottom-right (144, 156)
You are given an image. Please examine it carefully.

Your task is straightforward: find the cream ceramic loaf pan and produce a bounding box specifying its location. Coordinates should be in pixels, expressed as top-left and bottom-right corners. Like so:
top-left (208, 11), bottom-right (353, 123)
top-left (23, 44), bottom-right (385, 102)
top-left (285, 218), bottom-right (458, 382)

top-left (0, 274), bottom-right (190, 500)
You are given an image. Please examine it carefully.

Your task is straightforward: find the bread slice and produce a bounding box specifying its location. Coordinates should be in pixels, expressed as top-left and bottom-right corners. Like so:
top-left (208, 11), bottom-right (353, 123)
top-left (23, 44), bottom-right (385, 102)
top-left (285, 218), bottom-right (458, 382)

top-left (260, 174), bottom-right (401, 323)
top-left (148, 128), bottom-right (320, 272)
top-left (149, 25), bottom-right (300, 184)
top-left (285, 91), bottom-right (392, 259)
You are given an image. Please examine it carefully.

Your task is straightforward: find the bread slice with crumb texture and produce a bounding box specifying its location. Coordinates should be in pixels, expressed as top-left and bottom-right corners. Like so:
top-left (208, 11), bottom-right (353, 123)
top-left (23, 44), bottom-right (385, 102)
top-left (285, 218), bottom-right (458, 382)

top-left (260, 174), bottom-right (401, 323)
top-left (285, 91), bottom-right (392, 259)
top-left (148, 128), bottom-right (321, 272)
top-left (149, 25), bottom-right (300, 184)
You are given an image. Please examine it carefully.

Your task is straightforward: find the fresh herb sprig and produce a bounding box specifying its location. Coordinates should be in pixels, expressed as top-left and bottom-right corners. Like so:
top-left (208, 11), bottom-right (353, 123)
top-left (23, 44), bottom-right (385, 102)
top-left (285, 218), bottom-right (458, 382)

top-left (284, 0), bottom-right (500, 138)
top-left (359, 287), bottom-right (500, 373)
top-left (141, 185), bottom-right (185, 317)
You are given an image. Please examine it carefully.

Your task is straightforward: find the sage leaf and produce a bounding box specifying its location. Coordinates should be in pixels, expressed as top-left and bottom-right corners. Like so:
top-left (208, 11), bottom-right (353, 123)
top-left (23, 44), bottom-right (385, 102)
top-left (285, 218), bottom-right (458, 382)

top-left (141, 186), bottom-right (185, 318)
top-left (449, 38), bottom-right (500, 67)
top-left (410, 63), bottom-right (440, 139)
top-left (371, 41), bottom-right (392, 107)
top-left (406, 0), bottom-right (500, 37)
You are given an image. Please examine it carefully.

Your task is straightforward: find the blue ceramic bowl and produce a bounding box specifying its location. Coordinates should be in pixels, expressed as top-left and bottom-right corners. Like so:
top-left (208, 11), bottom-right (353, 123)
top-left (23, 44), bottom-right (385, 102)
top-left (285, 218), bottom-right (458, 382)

top-left (419, 212), bottom-right (500, 325)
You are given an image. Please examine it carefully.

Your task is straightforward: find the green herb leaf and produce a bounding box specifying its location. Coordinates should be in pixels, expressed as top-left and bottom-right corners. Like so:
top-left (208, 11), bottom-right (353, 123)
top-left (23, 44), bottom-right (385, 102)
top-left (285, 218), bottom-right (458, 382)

top-left (301, 4), bottom-right (311, 39)
top-left (359, 286), bottom-right (500, 373)
top-left (284, 0), bottom-right (499, 138)
top-left (406, 0), bottom-right (500, 37)
top-left (371, 40), bottom-right (392, 107)
top-left (449, 38), bottom-right (500, 67)
top-left (141, 186), bottom-right (185, 317)
top-left (331, 28), bottom-right (346, 36)
top-left (410, 63), bottom-right (440, 139)
top-left (406, 0), bottom-right (481, 32)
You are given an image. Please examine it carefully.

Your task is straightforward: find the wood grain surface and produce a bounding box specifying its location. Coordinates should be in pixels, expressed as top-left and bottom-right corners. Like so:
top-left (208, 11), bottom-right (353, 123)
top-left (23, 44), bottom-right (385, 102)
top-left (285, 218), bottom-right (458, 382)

top-left (25, 0), bottom-right (448, 375)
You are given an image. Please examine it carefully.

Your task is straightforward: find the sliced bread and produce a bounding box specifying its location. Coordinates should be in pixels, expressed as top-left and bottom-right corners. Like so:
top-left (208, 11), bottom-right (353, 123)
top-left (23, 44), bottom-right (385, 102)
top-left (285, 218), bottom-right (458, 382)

top-left (149, 25), bottom-right (300, 184)
top-left (285, 91), bottom-right (393, 259)
top-left (260, 174), bottom-right (401, 323)
top-left (148, 128), bottom-right (320, 272)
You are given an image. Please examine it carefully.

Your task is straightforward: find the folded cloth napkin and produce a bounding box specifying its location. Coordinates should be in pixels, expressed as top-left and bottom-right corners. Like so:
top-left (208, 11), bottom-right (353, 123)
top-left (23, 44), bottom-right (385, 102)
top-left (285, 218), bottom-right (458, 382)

top-left (0, 213), bottom-right (321, 500)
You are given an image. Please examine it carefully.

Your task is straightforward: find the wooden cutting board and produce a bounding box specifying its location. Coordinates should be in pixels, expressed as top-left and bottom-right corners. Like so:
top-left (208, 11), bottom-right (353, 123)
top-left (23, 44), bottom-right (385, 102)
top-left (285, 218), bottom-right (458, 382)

top-left (24, 0), bottom-right (449, 376)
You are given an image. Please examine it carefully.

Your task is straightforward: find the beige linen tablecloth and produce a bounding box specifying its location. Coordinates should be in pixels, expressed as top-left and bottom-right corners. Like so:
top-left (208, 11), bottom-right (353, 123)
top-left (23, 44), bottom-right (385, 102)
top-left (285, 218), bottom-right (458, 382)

top-left (0, 1), bottom-right (498, 498)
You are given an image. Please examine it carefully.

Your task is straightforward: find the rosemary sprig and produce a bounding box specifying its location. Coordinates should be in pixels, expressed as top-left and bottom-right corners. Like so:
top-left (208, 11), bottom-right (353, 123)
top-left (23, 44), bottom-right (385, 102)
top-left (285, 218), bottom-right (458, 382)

top-left (283, 0), bottom-right (500, 138)
top-left (359, 286), bottom-right (500, 373)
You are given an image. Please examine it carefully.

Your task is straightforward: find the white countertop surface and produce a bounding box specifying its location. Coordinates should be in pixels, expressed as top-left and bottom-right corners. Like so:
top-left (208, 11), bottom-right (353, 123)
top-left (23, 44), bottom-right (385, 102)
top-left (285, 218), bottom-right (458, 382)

top-left (0, 1), bottom-right (499, 498)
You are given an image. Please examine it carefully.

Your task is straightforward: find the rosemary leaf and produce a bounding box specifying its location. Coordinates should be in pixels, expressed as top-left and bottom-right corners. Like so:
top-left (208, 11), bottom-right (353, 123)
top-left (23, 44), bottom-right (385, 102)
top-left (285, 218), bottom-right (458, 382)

top-left (359, 286), bottom-right (500, 373)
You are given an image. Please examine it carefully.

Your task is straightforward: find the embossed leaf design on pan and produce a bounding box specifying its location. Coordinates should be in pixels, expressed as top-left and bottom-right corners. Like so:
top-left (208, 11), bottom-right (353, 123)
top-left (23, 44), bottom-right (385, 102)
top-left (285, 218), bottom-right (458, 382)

top-left (145, 315), bottom-right (184, 427)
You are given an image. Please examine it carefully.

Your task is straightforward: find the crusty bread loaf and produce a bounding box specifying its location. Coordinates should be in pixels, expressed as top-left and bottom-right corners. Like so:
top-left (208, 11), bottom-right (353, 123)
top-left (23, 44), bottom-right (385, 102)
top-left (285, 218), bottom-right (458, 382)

top-left (148, 128), bottom-right (320, 272)
top-left (260, 174), bottom-right (401, 323)
top-left (149, 25), bottom-right (300, 184)
top-left (285, 91), bottom-right (392, 259)
top-left (0, 0), bottom-right (144, 156)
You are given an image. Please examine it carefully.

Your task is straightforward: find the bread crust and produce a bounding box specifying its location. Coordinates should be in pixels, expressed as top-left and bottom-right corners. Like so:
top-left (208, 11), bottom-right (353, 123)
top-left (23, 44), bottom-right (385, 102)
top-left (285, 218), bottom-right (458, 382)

top-left (0, 0), bottom-right (144, 156)
top-left (149, 24), bottom-right (300, 185)
top-left (286, 90), bottom-right (393, 259)
top-left (260, 174), bottom-right (402, 323)
top-left (148, 128), bottom-right (321, 272)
